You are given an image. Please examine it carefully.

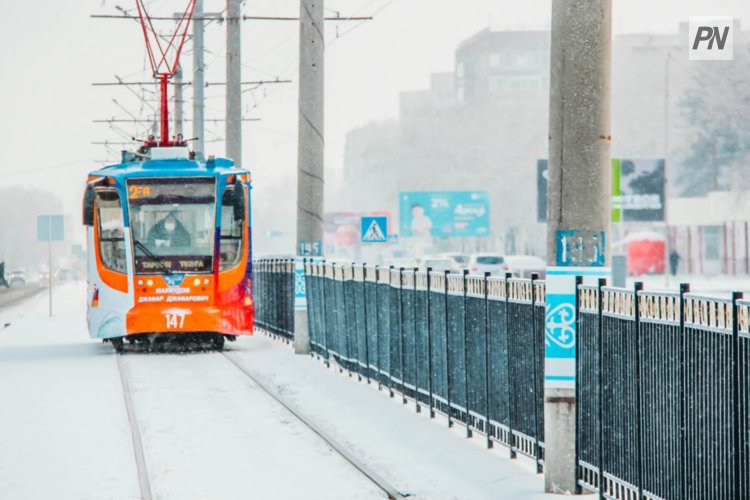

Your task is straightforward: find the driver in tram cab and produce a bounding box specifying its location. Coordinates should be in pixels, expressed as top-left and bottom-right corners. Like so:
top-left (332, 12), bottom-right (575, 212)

top-left (147, 212), bottom-right (191, 248)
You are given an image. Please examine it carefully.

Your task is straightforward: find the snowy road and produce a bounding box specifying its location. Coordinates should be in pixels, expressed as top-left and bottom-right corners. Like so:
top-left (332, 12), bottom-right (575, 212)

top-left (0, 283), bottom-right (550, 499)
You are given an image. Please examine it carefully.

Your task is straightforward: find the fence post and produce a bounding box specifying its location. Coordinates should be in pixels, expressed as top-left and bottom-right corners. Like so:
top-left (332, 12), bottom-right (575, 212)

top-left (597, 277), bottom-right (606, 500)
top-left (678, 282), bottom-right (689, 500)
top-left (574, 275), bottom-right (583, 494)
top-left (462, 269), bottom-right (472, 438)
top-left (413, 267), bottom-right (421, 414)
top-left (361, 263), bottom-right (369, 383)
top-left (505, 272), bottom-right (515, 459)
top-left (394, 266), bottom-right (401, 398)
top-left (633, 281), bottom-right (644, 500)
top-left (399, 267), bottom-right (408, 404)
top-left (321, 261), bottom-right (330, 367)
top-left (376, 266), bottom-right (383, 391)
top-left (483, 272), bottom-right (493, 449)
top-left (445, 269), bottom-right (453, 428)
top-left (427, 267), bottom-right (435, 419)
top-left (732, 290), bottom-right (743, 499)
top-left (531, 272), bottom-right (542, 473)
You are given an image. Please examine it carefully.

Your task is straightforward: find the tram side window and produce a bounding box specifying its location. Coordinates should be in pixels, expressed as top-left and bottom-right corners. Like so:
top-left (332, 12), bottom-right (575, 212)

top-left (220, 186), bottom-right (244, 271)
top-left (97, 190), bottom-right (127, 273)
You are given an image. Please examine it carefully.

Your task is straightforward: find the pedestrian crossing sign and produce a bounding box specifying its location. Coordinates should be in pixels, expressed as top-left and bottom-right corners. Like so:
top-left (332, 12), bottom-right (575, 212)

top-left (361, 216), bottom-right (388, 243)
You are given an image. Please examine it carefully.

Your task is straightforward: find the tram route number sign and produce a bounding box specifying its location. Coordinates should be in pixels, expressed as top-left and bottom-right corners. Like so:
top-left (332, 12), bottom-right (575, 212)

top-left (37, 215), bottom-right (64, 242)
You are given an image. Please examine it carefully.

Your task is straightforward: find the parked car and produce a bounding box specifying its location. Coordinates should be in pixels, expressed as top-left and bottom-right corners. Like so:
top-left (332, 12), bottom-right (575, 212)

top-left (468, 253), bottom-right (507, 275)
top-left (439, 252), bottom-right (470, 270)
top-left (8, 270), bottom-right (26, 286)
top-left (504, 255), bottom-right (546, 279)
top-left (419, 256), bottom-right (460, 273)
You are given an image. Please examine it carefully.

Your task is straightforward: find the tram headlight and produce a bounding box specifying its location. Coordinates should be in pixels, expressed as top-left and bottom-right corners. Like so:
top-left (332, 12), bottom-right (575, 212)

top-left (203, 278), bottom-right (210, 285)
top-left (146, 279), bottom-right (153, 287)
top-left (137, 279), bottom-right (144, 286)
top-left (193, 278), bottom-right (201, 287)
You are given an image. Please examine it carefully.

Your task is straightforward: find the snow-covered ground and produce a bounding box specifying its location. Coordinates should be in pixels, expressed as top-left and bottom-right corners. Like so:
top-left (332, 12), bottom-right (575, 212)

top-left (0, 283), bottom-right (550, 499)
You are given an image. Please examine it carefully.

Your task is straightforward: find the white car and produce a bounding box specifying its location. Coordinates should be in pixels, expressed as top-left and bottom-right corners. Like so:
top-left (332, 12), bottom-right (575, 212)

top-left (439, 252), bottom-right (470, 270)
top-left (419, 256), bottom-right (460, 273)
top-left (504, 255), bottom-right (546, 279)
top-left (468, 253), bottom-right (507, 275)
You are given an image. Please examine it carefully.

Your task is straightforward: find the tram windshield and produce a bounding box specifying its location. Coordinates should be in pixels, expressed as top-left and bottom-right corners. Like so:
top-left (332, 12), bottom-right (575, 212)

top-left (127, 178), bottom-right (216, 274)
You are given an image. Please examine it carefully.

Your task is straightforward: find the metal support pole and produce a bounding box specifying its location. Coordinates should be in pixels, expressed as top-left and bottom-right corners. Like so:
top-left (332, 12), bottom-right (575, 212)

top-left (193, 0), bottom-right (205, 157)
top-left (225, 0), bottom-right (242, 164)
top-left (294, 0), bottom-right (325, 354)
top-left (174, 65), bottom-right (183, 137)
top-left (546, 0), bottom-right (612, 493)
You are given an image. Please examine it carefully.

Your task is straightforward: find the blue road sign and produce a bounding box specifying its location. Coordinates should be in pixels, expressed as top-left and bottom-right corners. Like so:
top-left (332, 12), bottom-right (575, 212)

top-left (37, 215), bottom-right (64, 242)
top-left (361, 216), bottom-right (388, 243)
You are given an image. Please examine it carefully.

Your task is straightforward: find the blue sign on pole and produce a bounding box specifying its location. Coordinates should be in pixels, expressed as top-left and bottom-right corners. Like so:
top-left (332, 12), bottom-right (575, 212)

top-left (360, 216), bottom-right (388, 243)
top-left (37, 215), bottom-right (64, 242)
top-left (399, 191), bottom-right (489, 238)
top-left (545, 229), bottom-right (610, 389)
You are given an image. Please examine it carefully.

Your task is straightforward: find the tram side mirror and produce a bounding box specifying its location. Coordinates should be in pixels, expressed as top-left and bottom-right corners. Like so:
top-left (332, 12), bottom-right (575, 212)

top-left (232, 180), bottom-right (245, 221)
top-left (83, 183), bottom-right (96, 226)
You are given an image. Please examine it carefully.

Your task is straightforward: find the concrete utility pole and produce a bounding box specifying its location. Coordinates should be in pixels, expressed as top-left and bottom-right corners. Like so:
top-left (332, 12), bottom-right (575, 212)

top-left (193, 0), bottom-right (205, 157)
top-left (293, 0), bottom-right (325, 355)
top-left (174, 64), bottom-right (184, 137)
top-left (225, 0), bottom-right (242, 165)
top-left (546, 0), bottom-right (612, 494)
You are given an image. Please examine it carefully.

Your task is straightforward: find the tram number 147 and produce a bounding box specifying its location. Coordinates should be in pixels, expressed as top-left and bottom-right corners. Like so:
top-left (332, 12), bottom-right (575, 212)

top-left (165, 311), bottom-right (187, 329)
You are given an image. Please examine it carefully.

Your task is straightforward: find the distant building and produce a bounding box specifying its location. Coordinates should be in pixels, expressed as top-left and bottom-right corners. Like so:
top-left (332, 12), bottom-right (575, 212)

top-left (455, 29), bottom-right (550, 105)
top-left (339, 23), bottom-right (750, 258)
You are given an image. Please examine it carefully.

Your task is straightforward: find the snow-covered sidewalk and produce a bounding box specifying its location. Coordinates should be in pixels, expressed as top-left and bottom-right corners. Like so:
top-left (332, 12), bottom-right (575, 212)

top-left (228, 336), bottom-right (549, 499)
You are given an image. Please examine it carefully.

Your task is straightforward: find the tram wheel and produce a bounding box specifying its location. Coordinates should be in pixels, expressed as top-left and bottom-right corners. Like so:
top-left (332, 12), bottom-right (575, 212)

top-left (111, 337), bottom-right (125, 353)
top-left (213, 335), bottom-right (225, 351)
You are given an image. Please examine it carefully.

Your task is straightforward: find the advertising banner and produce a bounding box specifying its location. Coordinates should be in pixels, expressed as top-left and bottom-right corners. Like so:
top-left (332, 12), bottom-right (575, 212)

top-left (538, 159), bottom-right (665, 223)
top-left (399, 191), bottom-right (489, 238)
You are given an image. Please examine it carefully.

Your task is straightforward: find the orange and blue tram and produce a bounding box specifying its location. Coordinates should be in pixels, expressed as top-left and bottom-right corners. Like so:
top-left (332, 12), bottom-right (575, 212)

top-left (82, 147), bottom-right (253, 350)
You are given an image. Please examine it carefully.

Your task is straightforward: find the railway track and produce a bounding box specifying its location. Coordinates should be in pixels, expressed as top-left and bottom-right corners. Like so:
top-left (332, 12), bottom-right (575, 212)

top-left (221, 351), bottom-right (409, 500)
top-left (114, 345), bottom-right (406, 499)
top-left (115, 353), bottom-right (153, 500)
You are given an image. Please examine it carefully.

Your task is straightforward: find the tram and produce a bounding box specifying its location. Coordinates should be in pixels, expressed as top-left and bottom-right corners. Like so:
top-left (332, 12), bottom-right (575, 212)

top-left (83, 148), bottom-right (253, 350)
top-left (82, 0), bottom-right (253, 350)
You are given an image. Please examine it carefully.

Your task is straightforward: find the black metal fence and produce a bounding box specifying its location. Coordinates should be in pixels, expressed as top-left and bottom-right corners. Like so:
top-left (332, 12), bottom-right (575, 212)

top-left (304, 261), bottom-right (545, 469)
top-left (252, 258), bottom-right (750, 499)
top-left (252, 259), bottom-right (295, 338)
top-left (576, 281), bottom-right (750, 500)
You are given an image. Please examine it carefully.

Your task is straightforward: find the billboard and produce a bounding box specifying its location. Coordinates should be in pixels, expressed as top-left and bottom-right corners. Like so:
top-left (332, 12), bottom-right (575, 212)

top-left (537, 159), bottom-right (665, 223)
top-left (612, 159), bottom-right (665, 222)
top-left (399, 191), bottom-right (489, 238)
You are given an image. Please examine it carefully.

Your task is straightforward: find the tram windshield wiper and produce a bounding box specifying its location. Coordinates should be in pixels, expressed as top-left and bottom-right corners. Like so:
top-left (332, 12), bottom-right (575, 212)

top-left (133, 240), bottom-right (172, 275)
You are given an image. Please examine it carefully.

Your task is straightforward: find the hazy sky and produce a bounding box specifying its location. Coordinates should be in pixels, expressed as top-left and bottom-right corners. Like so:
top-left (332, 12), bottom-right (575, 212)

top-left (0, 0), bottom-right (748, 244)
